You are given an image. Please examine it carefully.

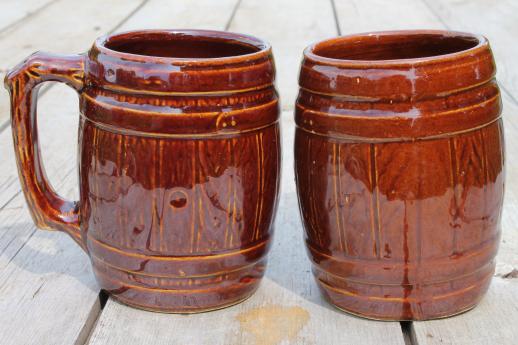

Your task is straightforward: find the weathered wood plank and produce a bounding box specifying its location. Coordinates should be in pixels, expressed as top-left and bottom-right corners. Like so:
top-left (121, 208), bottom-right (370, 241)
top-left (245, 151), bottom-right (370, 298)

top-left (118, 0), bottom-right (239, 30)
top-left (421, 0), bottom-right (518, 105)
top-left (333, 0), bottom-right (442, 33)
top-left (0, 0), bottom-right (145, 125)
top-left (228, 0), bottom-right (338, 111)
top-left (0, 0), bottom-right (56, 33)
top-left (87, 113), bottom-right (406, 345)
top-left (413, 277), bottom-right (518, 345)
top-left (0, 174), bottom-right (100, 345)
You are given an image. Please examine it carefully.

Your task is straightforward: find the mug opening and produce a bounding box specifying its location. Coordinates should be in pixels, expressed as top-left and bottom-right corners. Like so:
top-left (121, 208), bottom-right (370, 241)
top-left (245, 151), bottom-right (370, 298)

top-left (311, 32), bottom-right (482, 62)
top-left (98, 30), bottom-right (269, 61)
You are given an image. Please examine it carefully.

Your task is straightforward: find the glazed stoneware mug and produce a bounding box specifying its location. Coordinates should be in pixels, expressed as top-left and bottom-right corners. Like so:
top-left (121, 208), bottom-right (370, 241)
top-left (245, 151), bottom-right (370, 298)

top-left (295, 30), bottom-right (504, 320)
top-left (5, 30), bottom-right (281, 313)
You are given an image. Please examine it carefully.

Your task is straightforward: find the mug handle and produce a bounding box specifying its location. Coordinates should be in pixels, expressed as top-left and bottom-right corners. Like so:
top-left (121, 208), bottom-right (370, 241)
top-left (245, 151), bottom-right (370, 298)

top-left (4, 52), bottom-right (86, 251)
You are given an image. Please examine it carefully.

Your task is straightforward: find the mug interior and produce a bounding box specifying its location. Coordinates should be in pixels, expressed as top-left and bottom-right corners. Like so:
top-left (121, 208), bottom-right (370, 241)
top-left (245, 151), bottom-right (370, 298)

top-left (312, 32), bottom-right (481, 61)
top-left (104, 32), bottom-right (262, 59)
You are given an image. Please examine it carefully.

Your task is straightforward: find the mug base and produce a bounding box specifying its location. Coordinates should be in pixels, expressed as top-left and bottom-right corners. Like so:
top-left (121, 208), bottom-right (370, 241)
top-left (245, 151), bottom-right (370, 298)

top-left (315, 274), bottom-right (491, 321)
top-left (325, 294), bottom-right (479, 321)
top-left (92, 259), bottom-right (266, 313)
top-left (108, 285), bottom-right (258, 314)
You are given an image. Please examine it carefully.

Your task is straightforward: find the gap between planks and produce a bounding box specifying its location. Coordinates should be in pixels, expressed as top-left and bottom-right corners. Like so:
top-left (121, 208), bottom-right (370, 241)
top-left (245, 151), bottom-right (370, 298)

top-left (401, 321), bottom-right (418, 345)
top-left (225, 0), bottom-right (242, 31)
top-left (419, 0), bottom-right (518, 107)
top-left (0, 0), bottom-right (151, 135)
top-left (75, 291), bottom-right (109, 345)
top-left (330, 0), bottom-right (342, 36)
top-left (0, 0), bottom-right (59, 37)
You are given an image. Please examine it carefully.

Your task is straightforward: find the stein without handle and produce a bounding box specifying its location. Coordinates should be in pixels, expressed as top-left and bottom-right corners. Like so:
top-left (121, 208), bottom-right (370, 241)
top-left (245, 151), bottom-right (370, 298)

top-left (5, 30), bottom-right (281, 313)
top-left (295, 30), bottom-right (504, 320)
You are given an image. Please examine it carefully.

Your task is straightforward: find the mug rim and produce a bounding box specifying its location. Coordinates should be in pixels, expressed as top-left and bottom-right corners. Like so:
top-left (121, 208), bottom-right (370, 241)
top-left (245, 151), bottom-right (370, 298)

top-left (304, 30), bottom-right (488, 67)
top-left (94, 29), bottom-right (272, 66)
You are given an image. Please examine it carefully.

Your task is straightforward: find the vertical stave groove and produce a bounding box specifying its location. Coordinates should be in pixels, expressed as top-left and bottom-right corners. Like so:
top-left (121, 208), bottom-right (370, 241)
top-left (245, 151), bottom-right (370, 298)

top-left (307, 139), bottom-right (322, 246)
top-left (332, 143), bottom-right (345, 252)
top-left (121, 134), bottom-right (129, 248)
top-left (224, 139), bottom-right (232, 248)
top-left (158, 141), bottom-right (164, 251)
top-left (253, 133), bottom-right (261, 241)
top-left (93, 128), bottom-right (101, 239)
top-left (369, 144), bottom-right (381, 259)
top-left (195, 140), bottom-right (207, 253)
top-left (498, 121), bottom-right (505, 166)
top-left (337, 144), bottom-right (348, 253)
top-left (116, 133), bottom-right (124, 247)
top-left (449, 137), bottom-right (459, 255)
top-left (190, 140), bottom-right (197, 254)
top-left (230, 138), bottom-right (237, 247)
top-left (255, 132), bottom-right (265, 241)
top-left (146, 139), bottom-right (157, 252)
top-left (480, 130), bottom-right (489, 239)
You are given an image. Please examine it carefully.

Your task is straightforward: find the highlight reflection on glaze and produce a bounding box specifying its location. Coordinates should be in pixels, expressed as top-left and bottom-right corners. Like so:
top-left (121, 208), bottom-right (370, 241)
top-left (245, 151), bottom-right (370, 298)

top-left (6, 29), bottom-right (281, 313)
top-left (295, 30), bottom-right (504, 320)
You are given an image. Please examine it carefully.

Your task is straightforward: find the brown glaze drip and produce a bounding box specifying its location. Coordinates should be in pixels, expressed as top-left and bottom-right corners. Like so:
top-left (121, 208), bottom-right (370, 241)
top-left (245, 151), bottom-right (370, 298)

top-left (295, 30), bottom-right (504, 320)
top-left (5, 29), bottom-right (280, 313)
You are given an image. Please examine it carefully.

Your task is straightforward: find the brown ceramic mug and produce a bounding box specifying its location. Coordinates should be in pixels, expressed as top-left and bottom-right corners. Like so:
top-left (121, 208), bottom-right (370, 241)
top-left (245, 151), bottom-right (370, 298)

top-left (295, 30), bottom-right (504, 320)
top-left (5, 29), bottom-right (281, 313)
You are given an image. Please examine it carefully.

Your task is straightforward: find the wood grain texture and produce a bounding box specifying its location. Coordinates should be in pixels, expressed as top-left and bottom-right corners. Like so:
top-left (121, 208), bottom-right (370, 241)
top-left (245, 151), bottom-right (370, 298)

top-left (0, 166), bottom-right (99, 345)
top-left (87, 114), bottom-right (406, 345)
top-left (228, 0), bottom-right (338, 111)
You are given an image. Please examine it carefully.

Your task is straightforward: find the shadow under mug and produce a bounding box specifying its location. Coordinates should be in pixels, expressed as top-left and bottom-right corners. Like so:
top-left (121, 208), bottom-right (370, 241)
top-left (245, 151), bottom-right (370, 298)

top-left (5, 29), bottom-right (281, 313)
top-left (295, 30), bottom-right (504, 320)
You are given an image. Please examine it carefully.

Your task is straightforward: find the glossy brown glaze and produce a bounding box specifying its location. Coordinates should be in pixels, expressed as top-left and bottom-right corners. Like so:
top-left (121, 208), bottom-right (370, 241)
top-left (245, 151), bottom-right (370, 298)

top-left (295, 30), bottom-right (504, 320)
top-left (5, 30), bottom-right (281, 313)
